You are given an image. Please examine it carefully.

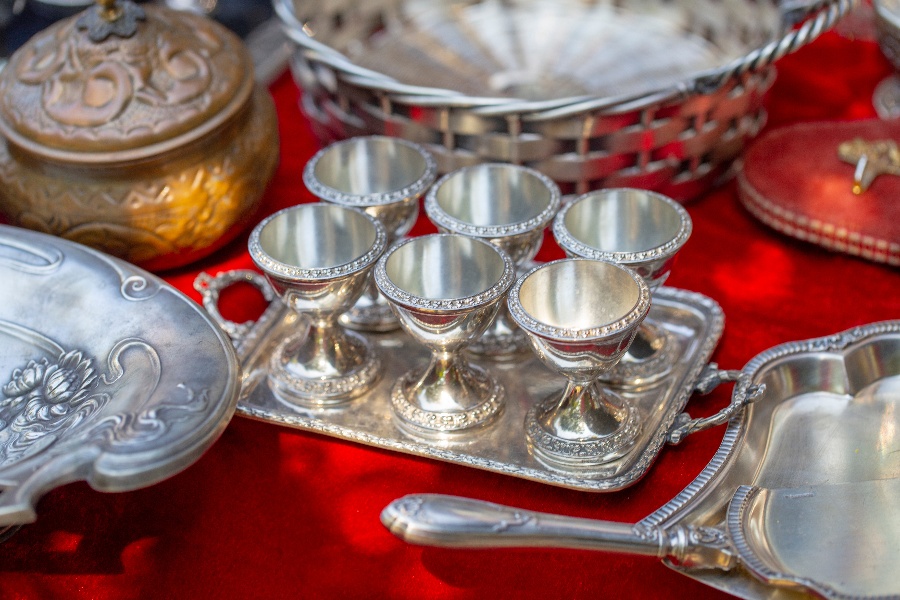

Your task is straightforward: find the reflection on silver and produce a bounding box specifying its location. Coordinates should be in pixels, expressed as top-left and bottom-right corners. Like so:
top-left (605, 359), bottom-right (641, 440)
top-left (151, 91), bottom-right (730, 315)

top-left (303, 136), bottom-right (438, 332)
top-left (248, 203), bottom-right (388, 406)
top-left (875, 0), bottom-right (900, 70)
top-left (0, 225), bottom-right (240, 535)
top-left (873, 75), bottom-right (900, 120)
top-left (425, 164), bottom-right (561, 359)
top-left (382, 320), bottom-right (900, 600)
top-left (554, 188), bottom-right (691, 385)
top-left (374, 234), bottom-right (515, 438)
top-left (874, 2), bottom-right (900, 118)
top-left (201, 276), bottom-right (724, 491)
top-left (509, 259), bottom-right (650, 470)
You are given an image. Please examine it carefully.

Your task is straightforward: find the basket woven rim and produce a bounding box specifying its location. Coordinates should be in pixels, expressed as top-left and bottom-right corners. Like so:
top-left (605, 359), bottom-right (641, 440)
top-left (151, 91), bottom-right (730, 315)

top-left (276, 0), bottom-right (856, 118)
top-left (875, 0), bottom-right (900, 29)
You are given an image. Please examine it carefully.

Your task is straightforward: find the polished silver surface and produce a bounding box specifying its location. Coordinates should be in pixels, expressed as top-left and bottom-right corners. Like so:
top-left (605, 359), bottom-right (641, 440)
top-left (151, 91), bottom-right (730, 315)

top-left (381, 321), bottom-right (900, 599)
top-left (199, 264), bottom-right (723, 490)
top-left (874, 1), bottom-right (900, 118)
top-left (278, 0), bottom-right (853, 197)
top-left (873, 75), bottom-right (900, 120)
top-left (554, 188), bottom-right (692, 386)
top-left (374, 234), bottom-right (515, 438)
top-left (425, 164), bottom-right (561, 358)
top-left (248, 203), bottom-right (388, 406)
top-left (303, 136), bottom-right (438, 332)
top-left (876, 0), bottom-right (900, 70)
top-left (0, 224), bottom-right (241, 531)
top-left (554, 188), bottom-right (691, 289)
top-left (509, 259), bottom-right (650, 471)
top-left (246, 17), bottom-right (293, 87)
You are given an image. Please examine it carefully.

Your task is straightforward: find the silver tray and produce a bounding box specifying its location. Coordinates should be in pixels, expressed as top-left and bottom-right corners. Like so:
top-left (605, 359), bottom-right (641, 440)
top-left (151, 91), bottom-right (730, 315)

top-left (198, 271), bottom-right (725, 492)
top-left (382, 321), bottom-right (900, 599)
top-left (0, 225), bottom-right (241, 534)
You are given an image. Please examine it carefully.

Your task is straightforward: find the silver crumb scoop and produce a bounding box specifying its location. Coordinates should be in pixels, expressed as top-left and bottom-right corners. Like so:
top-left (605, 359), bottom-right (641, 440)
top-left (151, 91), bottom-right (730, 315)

top-left (382, 320), bottom-right (900, 599)
top-left (382, 478), bottom-right (900, 600)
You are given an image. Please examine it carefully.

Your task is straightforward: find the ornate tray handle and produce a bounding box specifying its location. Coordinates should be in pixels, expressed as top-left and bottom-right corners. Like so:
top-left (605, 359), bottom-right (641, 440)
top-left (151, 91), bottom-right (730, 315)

top-left (194, 271), bottom-right (276, 343)
top-left (667, 364), bottom-right (765, 445)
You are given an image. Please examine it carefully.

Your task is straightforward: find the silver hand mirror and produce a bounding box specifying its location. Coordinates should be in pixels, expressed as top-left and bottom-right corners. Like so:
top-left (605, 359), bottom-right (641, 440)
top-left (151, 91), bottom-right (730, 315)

top-left (382, 321), bottom-right (900, 599)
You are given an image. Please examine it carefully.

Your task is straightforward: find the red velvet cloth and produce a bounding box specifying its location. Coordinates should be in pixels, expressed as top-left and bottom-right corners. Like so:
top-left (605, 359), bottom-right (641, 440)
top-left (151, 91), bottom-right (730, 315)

top-left (1, 31), bottom-right (899, 600)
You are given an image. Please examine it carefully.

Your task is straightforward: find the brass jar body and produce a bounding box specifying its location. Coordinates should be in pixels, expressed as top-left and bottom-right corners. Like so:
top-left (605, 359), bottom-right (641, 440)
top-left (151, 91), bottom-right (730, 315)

top-left (0, 3), bottom-right (279, 270)
top-left (0, 88), bottom-right (278, 270)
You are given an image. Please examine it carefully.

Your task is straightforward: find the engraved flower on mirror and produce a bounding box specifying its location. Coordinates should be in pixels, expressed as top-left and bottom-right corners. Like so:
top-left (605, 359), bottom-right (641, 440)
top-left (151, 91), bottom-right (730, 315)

top-left (0, 350), bottom-right (108, 466)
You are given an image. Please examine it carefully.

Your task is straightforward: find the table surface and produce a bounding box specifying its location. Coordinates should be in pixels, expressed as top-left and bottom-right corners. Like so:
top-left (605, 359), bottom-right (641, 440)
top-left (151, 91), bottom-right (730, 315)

top-left (1, 21), bottom-right (899, 600)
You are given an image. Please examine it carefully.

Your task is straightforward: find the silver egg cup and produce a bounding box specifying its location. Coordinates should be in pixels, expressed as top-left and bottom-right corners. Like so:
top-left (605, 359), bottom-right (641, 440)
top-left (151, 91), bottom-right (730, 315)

top-left (249, 203), bottom-right (388, 407)
top-left (303, 135), bottom-right (438, 332)
top-left (425, 163), bottom-right (560, 359)
top-left (374, 234), bottom-right (516, 439)
top-left (553, 188), bottom-right (691, 386)
top-left (509, 258), bottom-right (651, 472)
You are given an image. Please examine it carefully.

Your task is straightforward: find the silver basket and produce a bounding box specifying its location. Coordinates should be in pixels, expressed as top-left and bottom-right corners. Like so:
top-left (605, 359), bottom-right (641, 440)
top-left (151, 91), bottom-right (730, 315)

top-left (276, 0), bottom-right (854, 199)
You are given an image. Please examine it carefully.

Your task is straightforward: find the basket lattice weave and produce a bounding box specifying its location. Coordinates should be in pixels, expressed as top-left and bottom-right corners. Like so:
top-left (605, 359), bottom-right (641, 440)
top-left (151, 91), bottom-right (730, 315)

top-left (277, 0), bottom-right (855, 200)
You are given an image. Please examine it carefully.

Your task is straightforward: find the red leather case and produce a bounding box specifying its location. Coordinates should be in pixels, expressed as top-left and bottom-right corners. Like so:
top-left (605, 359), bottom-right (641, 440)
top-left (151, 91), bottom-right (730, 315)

top-left (738, 119), bottom-right (900, 266)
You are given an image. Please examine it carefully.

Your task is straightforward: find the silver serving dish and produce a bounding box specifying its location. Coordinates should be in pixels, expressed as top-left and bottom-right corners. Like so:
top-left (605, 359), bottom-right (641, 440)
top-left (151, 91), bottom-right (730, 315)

top-left (197, 269), bottom-right (730, 491)
top-left (382, 321), bottom-right (900, 599)
top-left (0, 225), bottom-right (241, 536)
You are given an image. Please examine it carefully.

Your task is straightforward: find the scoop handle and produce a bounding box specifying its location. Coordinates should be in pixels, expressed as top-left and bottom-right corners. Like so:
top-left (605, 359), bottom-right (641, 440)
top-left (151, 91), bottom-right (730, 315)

top-left (382, 494), bottom-right (664, 554)
top-left (382, 493), bottom-right (737, 571)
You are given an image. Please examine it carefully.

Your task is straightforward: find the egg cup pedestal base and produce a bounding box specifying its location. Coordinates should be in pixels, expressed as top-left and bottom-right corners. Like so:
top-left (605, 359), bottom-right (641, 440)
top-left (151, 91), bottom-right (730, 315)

top-left (525, 384), bottom-right (641, 473)
top-left (268, 326), bottom-right (381, 407)
top-left (390, 361), bottom-right (504, 440)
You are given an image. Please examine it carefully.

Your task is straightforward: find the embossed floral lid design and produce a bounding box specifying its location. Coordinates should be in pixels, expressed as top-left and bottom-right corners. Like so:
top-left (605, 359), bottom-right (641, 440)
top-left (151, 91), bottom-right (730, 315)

top-left (0, 0), bottom-right (253, 163)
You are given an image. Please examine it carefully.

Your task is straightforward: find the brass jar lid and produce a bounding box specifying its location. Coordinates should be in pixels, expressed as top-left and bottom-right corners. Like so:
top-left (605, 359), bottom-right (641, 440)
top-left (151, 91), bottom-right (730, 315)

top-left (0, 0), bottom-right (253, 164)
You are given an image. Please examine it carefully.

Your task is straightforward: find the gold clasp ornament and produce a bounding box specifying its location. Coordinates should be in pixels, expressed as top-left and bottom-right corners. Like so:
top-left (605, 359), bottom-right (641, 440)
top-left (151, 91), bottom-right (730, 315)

top-left (76, 0), bottom-right (146, 42)
top-left (837, 138), bottom-right (900, 195)
top-left (97, 0), bottom-right (122, 22)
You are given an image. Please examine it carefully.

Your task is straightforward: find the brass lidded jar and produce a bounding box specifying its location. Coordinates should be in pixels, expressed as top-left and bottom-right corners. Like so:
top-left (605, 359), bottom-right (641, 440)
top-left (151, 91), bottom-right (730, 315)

top-left (0, 0), bottom-right (279, 270)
